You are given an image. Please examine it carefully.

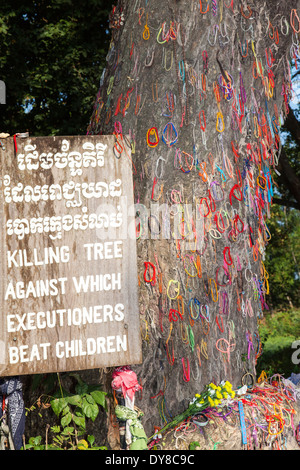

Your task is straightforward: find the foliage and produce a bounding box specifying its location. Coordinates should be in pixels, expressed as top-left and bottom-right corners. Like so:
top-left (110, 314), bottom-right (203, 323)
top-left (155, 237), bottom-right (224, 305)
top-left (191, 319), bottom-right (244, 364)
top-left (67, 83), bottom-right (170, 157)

top-left (189, 441), bottom-right (201, 450)
top-left (259, 77), bottom-right (300, 374)
top-left (264, 203), bottom-right (300, 309)
top-left (259, 309), bottom-right (300, 343)
top-left (257, 309), bottom-right (300, 377)
top-left (264, 65), bottom-right (300, 308)
top-left (22, 373), bottom-right (108, 450)
top-left (0, 0), bottom-right (114, 136)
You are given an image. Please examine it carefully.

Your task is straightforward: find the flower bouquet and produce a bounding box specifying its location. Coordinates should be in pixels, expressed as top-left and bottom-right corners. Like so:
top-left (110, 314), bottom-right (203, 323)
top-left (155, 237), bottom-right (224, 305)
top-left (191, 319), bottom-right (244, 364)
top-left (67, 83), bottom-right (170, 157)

top-left (149, 381), bottom-right (235, 441)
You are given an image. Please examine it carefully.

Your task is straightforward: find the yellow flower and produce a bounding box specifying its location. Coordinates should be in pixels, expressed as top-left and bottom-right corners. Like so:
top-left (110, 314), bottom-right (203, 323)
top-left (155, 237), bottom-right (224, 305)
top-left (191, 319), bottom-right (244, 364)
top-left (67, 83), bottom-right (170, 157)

top-left (230, 391), bottom-right (235, 398)
top-left (223, 391), bottom-right (228, 399)
top-left (195, 394), bottom-right (201, 398)
top-left (214, 399), bottom-right (220, 406)
top-left (209, 383), bottom-right (217, 390)
top-left (208, 397), bottom-right (214, 407)
top-left (216, 390), bottom-right (222, 399)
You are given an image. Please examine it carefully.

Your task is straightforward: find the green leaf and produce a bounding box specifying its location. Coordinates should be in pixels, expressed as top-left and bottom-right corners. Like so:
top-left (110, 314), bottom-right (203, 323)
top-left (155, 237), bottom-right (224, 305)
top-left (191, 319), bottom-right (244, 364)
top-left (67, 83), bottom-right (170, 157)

top-left (29, 436), bottom-right (42, 446)
top-left (85, 394), bottom-right (96, 404)
top-left (90, 390), bottom-right (107, 410)
top-left (53, 435), bottom-right (64, 446)
top-left (67, 394), bottom-right (82, 407)
top-left (61, 426), bottom-right (74, 436)
top-left (75, 382), bottom-right (89, 395)
top-left (51, 397), bottom-right (69, 417)
top-left (22, 444), bottom-right (34, 450)
top-left (51, 426), bottom-right (61, 434)
top-left (82, 397), bottom-right (99, 421)
top-left (87, 435), bottom-right (95, 446)
top-left (77, 439), bottom-right (89, 450)
top-left (73, 414), bottom-right (86, 429)
top-left (61, 411), bottom-right (72, 428)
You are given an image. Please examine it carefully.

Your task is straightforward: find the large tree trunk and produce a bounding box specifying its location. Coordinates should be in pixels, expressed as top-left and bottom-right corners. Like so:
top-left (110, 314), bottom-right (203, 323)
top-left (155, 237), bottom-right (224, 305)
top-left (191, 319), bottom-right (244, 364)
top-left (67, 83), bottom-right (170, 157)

top-left (87, 0), bottom-right (299, 436)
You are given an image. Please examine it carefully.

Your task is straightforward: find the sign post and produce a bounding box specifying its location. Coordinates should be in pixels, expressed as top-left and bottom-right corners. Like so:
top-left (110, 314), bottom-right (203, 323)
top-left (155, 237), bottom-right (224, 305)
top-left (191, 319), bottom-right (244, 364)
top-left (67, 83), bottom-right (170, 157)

top-left (0, 135), bottom-right (142, 375)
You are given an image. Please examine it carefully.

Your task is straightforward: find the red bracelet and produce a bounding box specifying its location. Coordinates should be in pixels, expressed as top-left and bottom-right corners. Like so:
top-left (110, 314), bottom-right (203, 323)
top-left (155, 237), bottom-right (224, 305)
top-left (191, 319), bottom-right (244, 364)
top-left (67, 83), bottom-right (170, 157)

top-left (198, 197), bottom-right (211, 217)
top-left (214, 211), bottom-right (226, 233)
top-left (223, 246), bottom-right (233, 266)
top-left (144, 261), bottom-right (156, 284)
top-left (151, 177), bottom-right (158, 199)
top-left (216, 315), bottom-right (224, 332)
top-left (231, 141), bottom-right (240, 161)
top-left (233, 213), bottom-right (245, 233)
top-left (169, 309), bottom-right (181, 322)
top-left (229, 184), bottom-right (243, 205)
top-left (181, 357), bottom-right (190, 382)
top-left (146, 127), bottom-right (159, 148)
top-left (199, 110), bottom-right (206, 131)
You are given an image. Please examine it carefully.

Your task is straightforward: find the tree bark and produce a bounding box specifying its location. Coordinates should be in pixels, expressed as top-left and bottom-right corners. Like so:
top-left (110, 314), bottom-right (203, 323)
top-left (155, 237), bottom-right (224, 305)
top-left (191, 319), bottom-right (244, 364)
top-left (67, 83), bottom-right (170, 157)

top-left (87, 0), bottom-right (299, 436)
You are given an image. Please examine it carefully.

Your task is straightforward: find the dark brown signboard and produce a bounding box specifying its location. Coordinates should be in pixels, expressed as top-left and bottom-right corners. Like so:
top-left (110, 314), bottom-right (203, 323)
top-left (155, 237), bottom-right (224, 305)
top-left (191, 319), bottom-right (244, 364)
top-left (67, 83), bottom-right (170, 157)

top-left (0, 135), bottom-right (142, 375)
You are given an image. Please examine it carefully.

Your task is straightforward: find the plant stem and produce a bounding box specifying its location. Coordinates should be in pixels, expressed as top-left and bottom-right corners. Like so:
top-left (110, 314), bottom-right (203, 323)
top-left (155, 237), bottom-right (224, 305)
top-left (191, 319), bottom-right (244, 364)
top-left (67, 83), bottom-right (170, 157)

top-left (57, 373), bottom-right (64, 398)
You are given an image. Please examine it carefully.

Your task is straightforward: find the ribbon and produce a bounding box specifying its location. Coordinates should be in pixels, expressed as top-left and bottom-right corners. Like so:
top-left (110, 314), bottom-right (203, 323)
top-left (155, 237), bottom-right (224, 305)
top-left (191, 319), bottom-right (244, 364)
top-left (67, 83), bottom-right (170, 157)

top-left (0, 377), bottom-right (25, 450)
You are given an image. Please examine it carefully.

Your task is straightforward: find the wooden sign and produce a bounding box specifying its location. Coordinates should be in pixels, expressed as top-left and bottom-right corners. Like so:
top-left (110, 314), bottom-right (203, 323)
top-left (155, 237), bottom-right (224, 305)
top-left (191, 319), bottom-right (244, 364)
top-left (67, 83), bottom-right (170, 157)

top-left (0, 135), bottom-right (142, 376)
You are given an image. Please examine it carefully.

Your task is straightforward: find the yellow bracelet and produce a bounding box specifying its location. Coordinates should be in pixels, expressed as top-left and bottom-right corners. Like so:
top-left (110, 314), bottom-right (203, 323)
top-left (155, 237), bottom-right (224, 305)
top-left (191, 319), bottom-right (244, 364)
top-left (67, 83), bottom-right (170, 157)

top-left (143, 14), bottom-right (150, 40)
top-left (209, 278), bottom-right (218, 302)
top-left (216, 111), bottom-right (225, 132)
top-left (157, 25), bottom-right (167, 44)
top-left (167, 279), bottom-right (180, 300)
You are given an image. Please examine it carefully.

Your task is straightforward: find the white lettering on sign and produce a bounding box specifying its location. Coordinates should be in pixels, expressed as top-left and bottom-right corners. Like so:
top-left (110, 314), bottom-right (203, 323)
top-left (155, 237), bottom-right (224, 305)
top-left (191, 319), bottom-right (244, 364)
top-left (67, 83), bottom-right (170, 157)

top-left (9, 343), bottom-right (51, 364)
top-left (55, 334), bottom-right (128, 359)
top-left (5, 277), bottom-right (68, 300)
top-left (72, 273), bottom-right (122, 293)
top-left (83, 241), bottom-right (123, 260)
top-left (15, 139), bottom-right (107, 174)
top-left (6, 303), bottom-right (125, 332)
top-left (7, 246), bottom-right (70, 268)
top-left (8, 334), bottom-right (128, 364)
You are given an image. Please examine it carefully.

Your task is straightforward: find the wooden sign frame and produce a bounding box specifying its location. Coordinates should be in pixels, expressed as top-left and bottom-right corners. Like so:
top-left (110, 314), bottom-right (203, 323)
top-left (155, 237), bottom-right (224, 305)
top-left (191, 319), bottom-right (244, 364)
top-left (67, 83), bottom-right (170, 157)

top-left (0, 135), bottom-right (142, 376)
